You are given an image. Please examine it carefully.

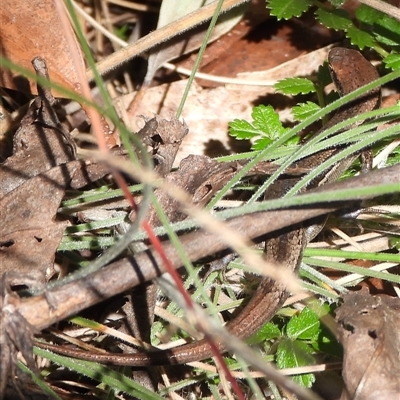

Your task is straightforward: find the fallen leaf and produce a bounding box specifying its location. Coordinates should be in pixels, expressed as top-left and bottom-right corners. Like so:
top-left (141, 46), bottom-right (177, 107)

top-left (230, 47), bottom-right (331, 90)
top-left (137, 115), bottom-right (188, 177)
top-left (119, 47), bottom-right (341, 165)
top-left (0, 95), bottom-right (75, 197)
top-left (0, 58), bottom-right (110, 287)
top-left (0, 0), bottom-right (84, 96)
top-left (176, 5), bottom-right (338, 88)
top-left (0, 167), bottom-right (73, 286)
top-left (0, 61), bottom-right (78, 285)
top-left (335, 288), bottom-right (400, 400)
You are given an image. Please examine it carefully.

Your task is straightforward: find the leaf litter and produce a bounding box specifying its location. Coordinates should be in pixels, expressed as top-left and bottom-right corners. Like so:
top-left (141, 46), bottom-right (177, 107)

top-left (0, 0), bottom-right (399, 399)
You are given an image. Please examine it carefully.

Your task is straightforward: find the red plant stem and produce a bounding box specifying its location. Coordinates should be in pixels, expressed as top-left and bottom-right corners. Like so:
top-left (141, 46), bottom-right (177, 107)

top-left (56, 3), bottom-right (245, 397)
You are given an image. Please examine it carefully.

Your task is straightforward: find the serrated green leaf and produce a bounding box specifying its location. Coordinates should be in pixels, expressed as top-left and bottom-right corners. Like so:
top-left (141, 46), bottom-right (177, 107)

top-left (276, 339), bottom-right (315, 367)
top-left (286, 307), bottom-right (320, 340)
top-left (355, 4), bottom-right (381, 24)
top-left (247, 322), bottom-right (281, 344)
top-left (373, 15), bottom-right (400, 46)
top-left (276, 338), bottom-right (316, 387)
top-left (228, 119), bottom-right (260, 140)
top-left (252, 137), bottom-right (272, 150)
top-left (316, 8), bottom-right (352, 30)
top-left (383, 53), bottom-right (400, 70)
top-left (274, 77), bottom-right (316, 95)
top-left (293, 370), bottom-right (316, 388)
top-left (252, 105), bottom-right (286, 136)
top-left (229, 105), bottom-right (292, 150)
top-left (266, 0), bottom-right (312, 20)
top-left (346, 26), bottom-right (376, 49)
top-left (354, 4), bottom-right (399, 47)
top-left (292, 102), bottom-right (321, 121)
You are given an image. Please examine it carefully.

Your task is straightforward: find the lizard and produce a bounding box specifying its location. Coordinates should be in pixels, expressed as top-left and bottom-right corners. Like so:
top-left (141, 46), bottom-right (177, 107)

top-left (35, 47), bottom-right (381, 366)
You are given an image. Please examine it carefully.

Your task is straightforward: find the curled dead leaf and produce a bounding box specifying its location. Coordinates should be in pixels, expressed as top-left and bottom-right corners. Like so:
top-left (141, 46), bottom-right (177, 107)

top-left (336, 288), bottom-right (400, 400)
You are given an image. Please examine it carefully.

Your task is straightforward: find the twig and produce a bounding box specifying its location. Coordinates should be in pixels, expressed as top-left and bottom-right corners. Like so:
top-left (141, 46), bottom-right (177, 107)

top-left (86, 0), bottom-right (250, 80)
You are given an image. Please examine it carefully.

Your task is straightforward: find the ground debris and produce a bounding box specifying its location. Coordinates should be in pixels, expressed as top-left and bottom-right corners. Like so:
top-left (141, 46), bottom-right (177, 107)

top-left (336, 288), bottom-right (400, 400)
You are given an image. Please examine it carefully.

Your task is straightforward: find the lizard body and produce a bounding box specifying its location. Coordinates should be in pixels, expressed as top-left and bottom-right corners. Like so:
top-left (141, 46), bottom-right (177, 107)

top-left (37, 47), bottom-right (381, 366)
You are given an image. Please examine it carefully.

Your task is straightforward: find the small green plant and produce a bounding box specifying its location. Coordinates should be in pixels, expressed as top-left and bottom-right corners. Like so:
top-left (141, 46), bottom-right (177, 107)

top-left (247, 302), bottom-right (340, 388)
top-left (228, 105), bottom-right (296, 150)
top-left (267, 0), bottom-right (400, 64)
top-left (229, 0), bottom-right (400, 151)
top-left (228, 71), bottom-right (331, 149)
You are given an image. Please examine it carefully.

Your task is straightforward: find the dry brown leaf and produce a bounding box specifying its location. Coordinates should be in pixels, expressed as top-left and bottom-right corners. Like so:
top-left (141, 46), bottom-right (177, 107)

top-left (120, 48), bottom-right (332, 165)
top-left (0, 0), bottom-right (84, 96)
top-left (176, 4), bottom-right (338, 88)
top-left (122, 80), bottom-right (255, 162)
top-left (230, 47), bottom-right (331, 90)
top-left (120, 79), bottom-right (285, 164)
top-left (0, 81), bottom-right (77, 286)
top-left (0, 167), bottom-right (74, 286)
top-left (136, 115), bottom-right (188, 177)
top-left (0, 60), bottom-right (110, 287)
top-left (336, 288), bottom-right (400, 400)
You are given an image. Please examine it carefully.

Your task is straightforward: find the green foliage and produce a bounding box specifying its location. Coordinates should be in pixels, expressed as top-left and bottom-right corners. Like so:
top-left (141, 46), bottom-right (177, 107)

top-left (266, 0), bottom-right (400, 55)
top-left (390, 235), bottom-right (400, 250)
top-left (286, 307), bottom-right (320, 341)
top-left (274, 77), bottom-right (316, 95)
top-left (292, 102), bottom-right (321, 122)
top-left (247, 304), bottom-right (340, 388)
top-left (276, 338), bottom-right (316, 387)
top-left (114, 24), bottom-right (130, 40)
top-left (228, 69), bottom-right (334, 149)
top-left (356, 5), bottom-right (400, 48)
top-left (266, 0), bottom-right (313, 20)
top-left (230, 2), bottom-right (400, 153)
top-left (316, 63), bottom-right (333, 87)
top-left (329, 0), bottom-right (345, 7)
top-left (228, 105), bottom-right (297, 150)
top-left (316, 7), bottom-right (352, 30)
top-left (384, 53), bottom-right (400, 70)
top-left (315, 7), bottom-right (376, 49)
top-left (247, 322), bottom-right (281, 345)
top-left (226, 0), bottom-right (400, 395)
top-left (385, 131), bottom-right (400, 166)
